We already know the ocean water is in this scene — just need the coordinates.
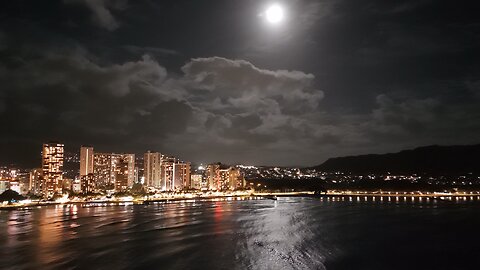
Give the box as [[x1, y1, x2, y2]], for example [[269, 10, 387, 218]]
[[1, 197, 479, 270]]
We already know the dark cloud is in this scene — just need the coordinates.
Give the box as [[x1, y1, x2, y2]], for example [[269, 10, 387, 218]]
[[122, 45, 180, 57], [372, 94, 441, 133], [0, 0, 479, 166], [182, 57, 323, 112], [0, 46, 327, 165], [0, 48, 188, 156], [0, 31, 7, 51], [465, 80, 480, 99], [64, 0, 128, 31]]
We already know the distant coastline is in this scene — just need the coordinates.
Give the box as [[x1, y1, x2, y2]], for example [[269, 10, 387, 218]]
[[3, 190, 480, 210]]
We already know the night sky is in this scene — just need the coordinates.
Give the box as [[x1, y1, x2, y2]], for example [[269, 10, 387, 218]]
[[0, 0, 479, 167]]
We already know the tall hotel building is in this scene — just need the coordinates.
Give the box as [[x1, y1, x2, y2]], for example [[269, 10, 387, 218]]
[[80, 146, 94, 176], [119, 154, 135, 188], [94, 153, 135, 191], [144, 151, 162, 188], [93, 153, 114, 187], [29, 168, 42, 195], [173, 161, 191, 190], [157, 157, 190, 191], [206, 164, 244, 190], [207, 163, 221, 190], [190, 174, 203, 190], [219, 167, 243, 190], [160, 156, 175, 190], [42, 142, 64, 197], [114, 155, 130, 191], [80, 146, 95, 193]]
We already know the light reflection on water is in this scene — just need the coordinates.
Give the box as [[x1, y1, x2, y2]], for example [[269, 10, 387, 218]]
[[0, 197, 479, 270], [234, 198, 326, 269]]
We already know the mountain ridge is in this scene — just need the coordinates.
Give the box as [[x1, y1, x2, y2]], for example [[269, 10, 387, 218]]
[[315, 144, 480, 174]]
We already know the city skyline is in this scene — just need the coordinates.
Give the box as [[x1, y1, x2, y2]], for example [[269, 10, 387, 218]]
[[7, 142, 246, 198], [1, 2, 479, 269], [3, 140, 477, 198]]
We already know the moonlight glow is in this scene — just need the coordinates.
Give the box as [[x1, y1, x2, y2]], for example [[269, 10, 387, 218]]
[[265, 4, 284, 24]]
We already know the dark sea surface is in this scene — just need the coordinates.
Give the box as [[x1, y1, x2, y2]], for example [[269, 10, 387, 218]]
[[1, 197, 480, 270]]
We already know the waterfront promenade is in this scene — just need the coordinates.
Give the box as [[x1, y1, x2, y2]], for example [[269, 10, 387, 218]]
[[2, 190, 480, 210]]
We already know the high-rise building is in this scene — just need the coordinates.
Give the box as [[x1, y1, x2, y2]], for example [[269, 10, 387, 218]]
[[160, 156, 175, 191], [190, 174, 203, 190], [134, 167, 140, 184], [206, 164, 244, 190], [173, 162, 191, 190], [17, 171, 31, 195], [72, 177, 82, 193], [219, 169, 230, 190], [135, 155, 144, 184], [81, 174, 95, 194], [94, 153, 114, 188], [206, 163, 221, 190], [93, 153, 135, 191], [114, 157, 129, 191], [29, 168, 42, 195], [144, 152, 162, 188], [117, 154, 135, 188], [1, 167, 15, 194], [227, 167, 244, 190], [80, 146, 94, 177], [42, 142, 64, 197]]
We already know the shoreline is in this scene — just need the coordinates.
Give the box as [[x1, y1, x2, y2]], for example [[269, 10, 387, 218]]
[[2, 190, 480, 210]]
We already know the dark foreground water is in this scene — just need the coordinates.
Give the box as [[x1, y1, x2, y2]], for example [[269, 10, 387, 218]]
[[1, 197, 480, 270]]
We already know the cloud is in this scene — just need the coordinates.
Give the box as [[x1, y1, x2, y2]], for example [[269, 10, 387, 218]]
[[182, 57, 323, 112], [123, 45, 180, 57], [0, 31, 7, 51], [465, 80, 480, 99], [10, 52, 168, 98], [0, 48, 190, 153], [373, 94, 441, 133], [1, 47, 479, 166], [0, 99, 4, 114], [358, 93, 480, 152], [0, 49, 329, 164], [176, 57, 326, 163], [64, 0, 127, 31], [1, 0, 480, 167]]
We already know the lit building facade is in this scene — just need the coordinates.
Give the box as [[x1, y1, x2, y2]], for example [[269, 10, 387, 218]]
[[144, 151, 162, 188], [206, 164, 244, 190], [94, 153, 114, 188], [206, 163, 221, 190], [134, 167, 140, 184], [1, 168, 13, 194], [80, 146, 94, 177], [114, 158, 129, 191], [93, 153, 135, 191], [42, 142, 64, 197], [173, 162, 191, 190], [29, 168, 42, 195], [190, 174, 203, 190], [72, 178, 81, 193], [0, 180, 7, 194], [81, 174, 95, 194], [160, 156, 175, 191], [18, 171, 31, 195], [227, 167, 244, 189], [117, 154, 135, 188]]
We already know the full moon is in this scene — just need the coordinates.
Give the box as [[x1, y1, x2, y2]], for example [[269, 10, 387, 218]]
[[265, 4, 284, 24]]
